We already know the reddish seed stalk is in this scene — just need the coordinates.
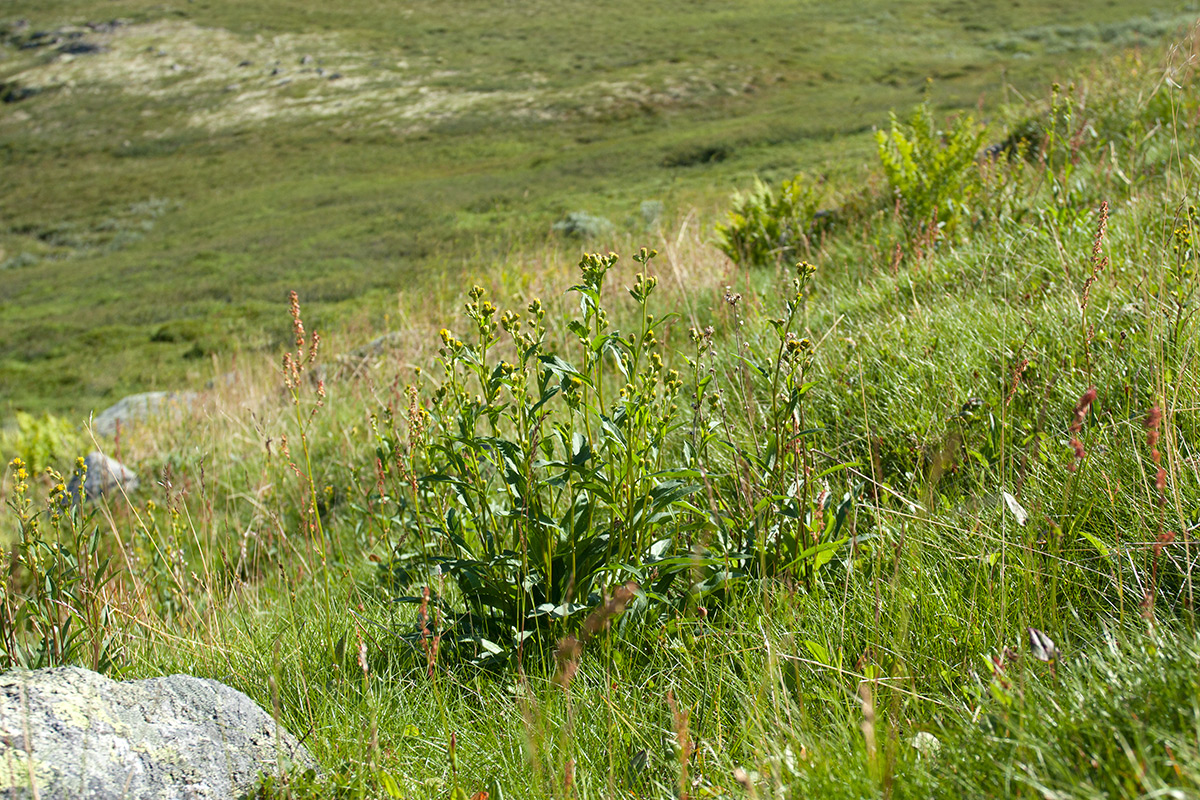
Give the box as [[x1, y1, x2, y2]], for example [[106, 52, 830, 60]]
[[1066, 386, 1097, 471]]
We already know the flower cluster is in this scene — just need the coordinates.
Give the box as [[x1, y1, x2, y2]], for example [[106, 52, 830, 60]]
[[282, 290, 320, 392], [1145, 404, 1165, 503]]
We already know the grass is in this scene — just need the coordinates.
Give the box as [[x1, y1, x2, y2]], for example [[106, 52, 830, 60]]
[[2, 0, 1199, 417], [3, 5, 1200, 800]]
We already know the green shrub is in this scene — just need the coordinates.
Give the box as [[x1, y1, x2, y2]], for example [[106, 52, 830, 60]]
[[372, 252, 849, 669], [0, 458, 121, 671], [714, 174, 826, 267], [0, 411, 83, 474], [875, 101, 986, 241]]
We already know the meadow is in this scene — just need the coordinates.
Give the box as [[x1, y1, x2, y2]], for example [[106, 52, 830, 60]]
[[2, 0, 1198, 415], [3, 2, 1200, 799]]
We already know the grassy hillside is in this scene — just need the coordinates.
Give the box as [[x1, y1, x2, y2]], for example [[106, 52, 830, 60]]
[[3, 9, 1200, 796], [2, 1, 1198, 418]]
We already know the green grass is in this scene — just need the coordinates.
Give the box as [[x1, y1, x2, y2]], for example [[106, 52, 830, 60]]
[[3, 5, 1200, 800], [2, 0, 1198, 418]]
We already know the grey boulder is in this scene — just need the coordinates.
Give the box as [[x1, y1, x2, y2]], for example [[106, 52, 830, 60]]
[[66, 452, 138, 502], [92, 391, 197, 437], [0, 666, 318, 799]]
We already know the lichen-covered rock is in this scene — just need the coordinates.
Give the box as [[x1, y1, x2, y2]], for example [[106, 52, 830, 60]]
[[92, 391, 198, 437], [0, 666, 318, 799], [65, 451, 138, 502]]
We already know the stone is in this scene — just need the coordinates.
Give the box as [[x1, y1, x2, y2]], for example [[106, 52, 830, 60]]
[[84, 20, 128, 34], [0, 82, 40, 104], [92, 391, 197, 437], [0, 666, 318, 799], [57, 41, 106, 55], [66, 452, 138, 502]]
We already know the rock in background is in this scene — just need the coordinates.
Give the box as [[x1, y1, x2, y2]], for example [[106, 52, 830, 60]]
[[92, 391, 198, 437], [0, 666, 318, 799], [66, 451, 138, 501]]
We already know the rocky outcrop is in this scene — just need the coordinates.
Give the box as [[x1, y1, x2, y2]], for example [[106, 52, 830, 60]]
[[65, 451, 138, 502], [92, 391, 197, 437], [0, 666, 318, 799]]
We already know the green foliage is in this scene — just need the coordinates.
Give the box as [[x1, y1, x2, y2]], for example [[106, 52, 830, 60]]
[[372, 251, 847, 668], [0, 411, 83, 474], [875, 100, 986, 241], [714, 175, 827, 267], [0, 458, 121, 671]]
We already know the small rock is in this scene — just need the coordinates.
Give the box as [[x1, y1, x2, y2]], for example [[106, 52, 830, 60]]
[[328, 72, 342, 81], [57, 41, 105, 55], [92, 390, 197, 437], [85, 20, 127, 34], [238, 59, 252, 67], [19, 33, 56, 50], [300, 54, 314, 65], [0, 666, 318, 799], [66, 452, 138, 501], [0, 81, 40, 104]]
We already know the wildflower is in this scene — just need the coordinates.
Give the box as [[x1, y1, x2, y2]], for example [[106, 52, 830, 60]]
[[289, 290, 304, 349], [1146, 404, 1165, 501], [1080, 201, 1109, 314], [1069, 387, 1097, 433], [1145, 405, 1162, 458], [1066, 386, 1096, 471], [633, 246, 658, 264]]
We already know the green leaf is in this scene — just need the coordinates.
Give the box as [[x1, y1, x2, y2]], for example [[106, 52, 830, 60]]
[[804, 640, 830, 665], [378, 771, 403, 798], [1077, 529, 1110, 558], [540, 354, 592, 386], [477, 637, 505, 655], [782, 537, 848, 573]]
